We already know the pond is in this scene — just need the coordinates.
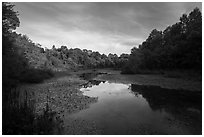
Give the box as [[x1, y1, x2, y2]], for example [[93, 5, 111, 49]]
[[68, 80, 202, 135]]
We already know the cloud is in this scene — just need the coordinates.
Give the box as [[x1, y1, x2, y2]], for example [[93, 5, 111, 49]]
[[13, 2, 202, 55]]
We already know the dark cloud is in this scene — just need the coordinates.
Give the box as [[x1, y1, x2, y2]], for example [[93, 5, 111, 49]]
[[13, 2, 202, 55]]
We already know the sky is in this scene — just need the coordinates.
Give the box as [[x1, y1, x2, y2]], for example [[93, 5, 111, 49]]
[[13, 2, 202, 55]]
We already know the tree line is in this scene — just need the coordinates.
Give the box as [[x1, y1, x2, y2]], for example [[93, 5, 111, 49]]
[[8, 31, 129, 71], [3, 2, 130, 85], [122, 7, 202, 74], [3, 3, 202, 85]]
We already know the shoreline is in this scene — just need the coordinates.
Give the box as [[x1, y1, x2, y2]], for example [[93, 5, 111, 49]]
[[19, 72, 100, 134], [17, 68, 201, 134], [92, 69, 202, 91]]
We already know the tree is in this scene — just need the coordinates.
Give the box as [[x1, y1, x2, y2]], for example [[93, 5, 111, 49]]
[[2, 2, 20, 35], [122, 7, 202, 74]]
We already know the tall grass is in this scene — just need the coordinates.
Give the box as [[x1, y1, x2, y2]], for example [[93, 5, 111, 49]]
[[2, 87, 63, 135]]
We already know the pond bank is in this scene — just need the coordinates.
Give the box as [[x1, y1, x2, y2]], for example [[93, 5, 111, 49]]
[[93, 69, 202, 91], [20, 71, 101, 134]]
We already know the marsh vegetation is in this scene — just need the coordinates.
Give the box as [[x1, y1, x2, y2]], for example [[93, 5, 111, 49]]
[[2, 2, 201, 135]]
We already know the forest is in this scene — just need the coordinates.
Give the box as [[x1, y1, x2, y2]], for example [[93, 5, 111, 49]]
[[122, 7, 202, 74], [2, 2, 202, 135]]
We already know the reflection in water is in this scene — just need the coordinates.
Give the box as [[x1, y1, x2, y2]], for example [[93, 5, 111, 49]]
[[67, 81, 201, 135], [131, 84, 202, 134], [131, 84, 202, 111], [82, 80, 106, 88]]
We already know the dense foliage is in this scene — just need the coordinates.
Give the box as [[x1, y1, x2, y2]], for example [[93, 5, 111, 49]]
[[8, 32, 129, 72], [2, 2, 129, 86], [2, 3, 56, 134], [122, 8, 202, 74], [44, 46, 129, 70]]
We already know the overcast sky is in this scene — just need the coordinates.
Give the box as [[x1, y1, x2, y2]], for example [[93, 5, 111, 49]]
[[13, 2, 201, 55]]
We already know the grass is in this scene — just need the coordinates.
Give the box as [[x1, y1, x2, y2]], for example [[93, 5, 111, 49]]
[[121, 67, 201, 81], [95, 69, 202, 91], [2, 87, 63, 135]]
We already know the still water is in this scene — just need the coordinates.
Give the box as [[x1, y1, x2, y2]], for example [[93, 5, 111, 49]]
[[68, 80, 201, 135]]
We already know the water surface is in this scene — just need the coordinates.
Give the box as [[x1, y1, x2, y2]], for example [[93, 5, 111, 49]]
[[68, 80, 201, 135]]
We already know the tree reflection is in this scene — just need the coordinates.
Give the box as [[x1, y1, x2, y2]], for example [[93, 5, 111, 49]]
[[82, 80, 105, 88], [130, 84, 202, 134]]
